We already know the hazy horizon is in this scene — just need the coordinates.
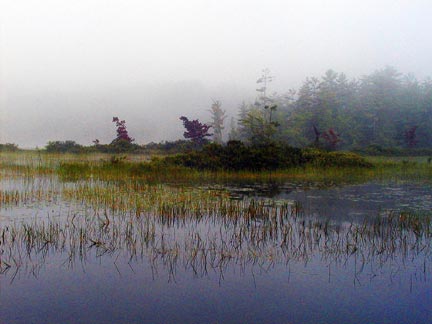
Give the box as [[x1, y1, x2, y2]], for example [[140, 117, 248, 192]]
[[1, 0, 432, 148]]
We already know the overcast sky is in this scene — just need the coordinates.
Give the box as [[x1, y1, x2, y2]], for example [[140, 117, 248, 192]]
[[1, 0, 432, 147]]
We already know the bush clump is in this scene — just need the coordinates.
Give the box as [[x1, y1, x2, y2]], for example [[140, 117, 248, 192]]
[[45, 141, 84, 153], [0, 143, 19, 152], [164, 142, 372, 171], [166, 141, 305, 171], [304, 149, 373, 168], [143, 140, 199, 154]]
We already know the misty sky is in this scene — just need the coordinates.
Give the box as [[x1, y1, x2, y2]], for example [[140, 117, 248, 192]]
[[1, 0, 432, 147]]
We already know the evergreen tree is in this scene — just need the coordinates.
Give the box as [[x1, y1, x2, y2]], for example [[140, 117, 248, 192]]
[[208, 100, 226, 144]]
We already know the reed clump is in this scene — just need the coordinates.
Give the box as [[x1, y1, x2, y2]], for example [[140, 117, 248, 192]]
[[1, 195, 430, 281]]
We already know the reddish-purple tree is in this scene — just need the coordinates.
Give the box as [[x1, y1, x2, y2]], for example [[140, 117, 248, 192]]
[[180, 116, 212, 145], [405, 126, 418, 148], [321, 128, 342, 150], [112, 117, 134, 143]]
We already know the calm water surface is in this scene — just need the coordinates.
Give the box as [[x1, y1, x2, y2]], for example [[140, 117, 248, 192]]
[[1, 178, 431, 324]]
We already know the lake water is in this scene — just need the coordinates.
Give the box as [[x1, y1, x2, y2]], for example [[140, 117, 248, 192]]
[[1, 177, 431, 324]]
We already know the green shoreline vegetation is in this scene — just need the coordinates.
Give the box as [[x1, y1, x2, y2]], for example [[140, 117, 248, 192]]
[[1, 147, 432, 184], [1, 149, 431, 278]]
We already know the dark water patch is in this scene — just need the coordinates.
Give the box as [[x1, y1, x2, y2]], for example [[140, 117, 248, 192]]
[[220, 181, 432, 219]]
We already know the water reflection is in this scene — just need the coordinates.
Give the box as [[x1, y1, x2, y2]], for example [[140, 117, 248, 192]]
[[1, 200, 430, 284], [1, 178, 432, 323], [222, 181, 432, 217]]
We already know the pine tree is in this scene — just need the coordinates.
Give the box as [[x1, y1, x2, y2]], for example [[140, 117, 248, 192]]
[[208, 100, 226, 144]]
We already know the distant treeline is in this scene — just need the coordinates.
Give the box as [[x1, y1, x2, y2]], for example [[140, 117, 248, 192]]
[[43, 139, 198, 154], [3, 66, 432, 155], [39, 140, 432, 157], [229, 66, 432, 151], [0, 143, 19, 152]]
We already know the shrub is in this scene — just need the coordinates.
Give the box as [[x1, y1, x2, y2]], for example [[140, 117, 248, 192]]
[[166, 141, 306, 171], [0, 143, 19, 152], [143, 140, 197, 154], [45, 141, 84, 153], [304, 149, 373, 168], [107, 139, 140, 153]]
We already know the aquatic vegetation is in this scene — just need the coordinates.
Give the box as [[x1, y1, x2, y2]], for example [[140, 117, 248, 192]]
[[2, 151, 432, 185], [1, 201, 431, 281], [1, 151, 432, 282]]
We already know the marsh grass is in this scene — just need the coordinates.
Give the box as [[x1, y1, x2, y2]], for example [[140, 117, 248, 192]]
[[1, 151, 432, 281], [2, 151, 432, 185], [1, 197, 430, 281]]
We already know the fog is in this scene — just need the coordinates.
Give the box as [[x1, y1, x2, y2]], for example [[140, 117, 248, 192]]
[[1, 0, 432, 148]]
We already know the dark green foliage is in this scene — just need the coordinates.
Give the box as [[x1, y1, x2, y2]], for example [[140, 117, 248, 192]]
[[143, 140, 198, 154], [233, 67, 432, 151], [164, 141, 371, 171], [356, 145, 432, 157], [90, 141, 141, 154], [45, 139, 140, 154], [0, 143, 19, 152], [167, 141, 304, 171], [106, 139, 140, 153], [45, 139, 197, 155], [303, 149, 373, 168], [45, 141, 84, 153]]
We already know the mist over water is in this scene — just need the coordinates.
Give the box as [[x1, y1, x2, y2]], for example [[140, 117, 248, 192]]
[[1, 81, 251, 147]]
